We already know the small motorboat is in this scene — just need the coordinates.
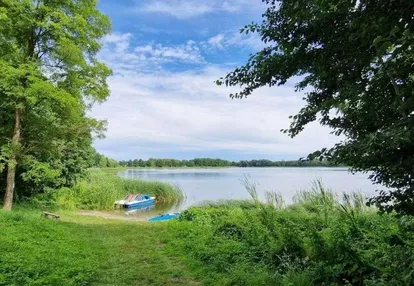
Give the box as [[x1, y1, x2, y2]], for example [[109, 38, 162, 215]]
[[148, 213, 180, 222], [114, 194, 156, 209]]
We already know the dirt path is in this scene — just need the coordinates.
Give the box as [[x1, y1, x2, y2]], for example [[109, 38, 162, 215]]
[[77, 210, 148, 221]]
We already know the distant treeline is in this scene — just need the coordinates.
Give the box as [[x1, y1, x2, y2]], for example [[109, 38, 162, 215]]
[[118, 158, 339, 168]]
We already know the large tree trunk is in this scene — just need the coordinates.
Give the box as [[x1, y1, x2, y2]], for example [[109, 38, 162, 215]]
[[3, 108, 22, 211]]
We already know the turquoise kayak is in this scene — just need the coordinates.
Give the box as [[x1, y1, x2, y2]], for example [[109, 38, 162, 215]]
[[148, 213, 180, 222]]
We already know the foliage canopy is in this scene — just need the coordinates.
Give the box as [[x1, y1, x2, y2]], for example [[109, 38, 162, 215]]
[[219, 0, 414, 214], [0, 0, 111, 209]]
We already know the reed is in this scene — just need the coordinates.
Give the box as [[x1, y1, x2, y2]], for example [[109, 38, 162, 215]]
[[173, 180, 409, 286], [44, 170, 183, 210], [264, 190, 285, 209], [292, 178, 337, 224], [239, 174, 259, 204]]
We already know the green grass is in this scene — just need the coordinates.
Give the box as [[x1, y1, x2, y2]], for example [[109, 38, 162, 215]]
[[0, 208, 198, 286], [4, 179, 414, 285], [32, 170, 183, 210], [163, 181, 414, 285]]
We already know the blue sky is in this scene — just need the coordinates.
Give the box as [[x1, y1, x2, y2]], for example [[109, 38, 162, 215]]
[[92, 0, 339, 161]]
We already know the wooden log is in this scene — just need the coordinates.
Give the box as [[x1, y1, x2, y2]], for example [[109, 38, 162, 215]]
[[42, 211, 60, 220]]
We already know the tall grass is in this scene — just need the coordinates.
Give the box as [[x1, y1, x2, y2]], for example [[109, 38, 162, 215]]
[[239, 174, 259, 203], [196, 199, 257, 210], [239, 176, 368, 225], [171, 179, 414, 285], [264, 190, 285, 209], [33, 170, 184, 210], [293, 178, 337, 224]]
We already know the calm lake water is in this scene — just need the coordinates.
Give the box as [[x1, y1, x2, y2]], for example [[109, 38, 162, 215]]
[[118, 167, 378, 213]]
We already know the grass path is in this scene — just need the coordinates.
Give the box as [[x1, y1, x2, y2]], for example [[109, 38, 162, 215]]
[[77, 210, 147, 221], [0, 209, 199, 286]]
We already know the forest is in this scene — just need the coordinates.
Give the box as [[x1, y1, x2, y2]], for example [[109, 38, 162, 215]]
[[118, 158, 338, 168]]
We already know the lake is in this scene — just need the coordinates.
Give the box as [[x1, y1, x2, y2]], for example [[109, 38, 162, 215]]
[[118, 167, 378, 212]]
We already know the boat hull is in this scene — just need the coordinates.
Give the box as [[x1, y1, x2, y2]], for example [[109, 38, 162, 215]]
[[148, 213, 180, 222], [122, 198, 156, 209]]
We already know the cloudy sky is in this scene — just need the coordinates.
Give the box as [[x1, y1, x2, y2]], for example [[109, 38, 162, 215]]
[[92, 0, 340, 161]]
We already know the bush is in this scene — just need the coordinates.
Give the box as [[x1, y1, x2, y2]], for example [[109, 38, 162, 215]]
[[167, 184, 414, 285]]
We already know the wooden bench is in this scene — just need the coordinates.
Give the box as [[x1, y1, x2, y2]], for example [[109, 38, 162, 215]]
[[42, 211, 60, 220]]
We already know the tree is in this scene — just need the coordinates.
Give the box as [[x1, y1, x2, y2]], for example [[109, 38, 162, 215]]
[[218, 0, 414, 214], [98, 156, 108, 168], [106, 158, 118, 168], [0, 0, 111, 210]]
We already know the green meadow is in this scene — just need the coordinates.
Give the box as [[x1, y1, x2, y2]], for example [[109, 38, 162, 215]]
[[0, 209, 198, 286], [2, 179, 413, 285]]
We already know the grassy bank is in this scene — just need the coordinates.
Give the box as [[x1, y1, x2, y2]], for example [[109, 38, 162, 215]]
[[32, 169, 183, 210], [163, 185, 414, 285], [0, 209, 197, 285], [3, 180, 414, 285]]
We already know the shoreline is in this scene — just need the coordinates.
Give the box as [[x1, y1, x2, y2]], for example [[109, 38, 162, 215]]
[[99, 166, 348, 172]]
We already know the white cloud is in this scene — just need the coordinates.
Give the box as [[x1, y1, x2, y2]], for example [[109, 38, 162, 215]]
[[206, 30, 264, 51], [134, 41, 204, 64], [221, 1, 240, 12], [93, 34, 341, 159], [226, 31, 264, 50], [140, 1, 213, 19], [208, 34, 225, 49], [138, 0, 263, 19], [99, 33, 204, 74], [102, 33, 132, 53]]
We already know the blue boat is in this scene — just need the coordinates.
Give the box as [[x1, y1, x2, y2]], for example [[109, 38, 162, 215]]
[[148, 213, 180, 222], [114, 194, 156, 209]]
